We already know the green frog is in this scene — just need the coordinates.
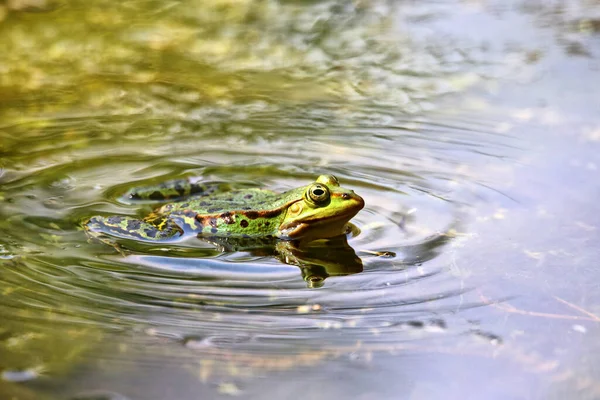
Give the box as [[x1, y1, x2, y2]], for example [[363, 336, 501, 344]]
[[85, 174, 365, 246]]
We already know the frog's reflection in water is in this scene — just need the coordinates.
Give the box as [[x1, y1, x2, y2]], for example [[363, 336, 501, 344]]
[[276, 236, 364, 288], [193, 233, 363, 288], [116, 221, 455, 289], [204, 223, 454, 288]]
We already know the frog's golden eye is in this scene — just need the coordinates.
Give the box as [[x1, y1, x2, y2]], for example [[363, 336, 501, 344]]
[[306, 183, 330, 205]]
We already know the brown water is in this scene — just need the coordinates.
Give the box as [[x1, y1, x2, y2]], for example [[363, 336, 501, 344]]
[[1, 1, 600, 399]]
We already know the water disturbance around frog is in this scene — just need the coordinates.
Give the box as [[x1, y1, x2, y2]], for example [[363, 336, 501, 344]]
[[1, 0, 600, 399]]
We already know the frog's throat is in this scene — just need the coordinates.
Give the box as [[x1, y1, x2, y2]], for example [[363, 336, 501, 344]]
[[277, 211, 356, 240]]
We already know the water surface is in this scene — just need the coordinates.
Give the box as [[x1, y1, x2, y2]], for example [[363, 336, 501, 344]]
[[1, 0, 600, 399]]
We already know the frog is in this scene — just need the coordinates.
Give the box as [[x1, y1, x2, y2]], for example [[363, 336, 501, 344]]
[[85, 174, 365, 246]]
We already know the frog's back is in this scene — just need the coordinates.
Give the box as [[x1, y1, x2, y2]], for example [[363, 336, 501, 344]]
[[162, 188, 289, 215], [159, 187, 302, 238]]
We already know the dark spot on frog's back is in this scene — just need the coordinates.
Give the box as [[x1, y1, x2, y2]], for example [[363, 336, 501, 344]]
[[126, 220, 142, 230], [107, 216, 124, 224], [240, 219, 249, 228], [244, 194, 253, 199], [182, 209, 196, 220], [207, 207, 222, 213], [144, 229, 157, 238], [149, 191, 165, 201], [220, 212, 235, 224], [190, 184, 206, 195], [245, 211, 259, 220], [263, 209, 281, 218], [211, 227, 218, 234], [175, 184, 185, 197]]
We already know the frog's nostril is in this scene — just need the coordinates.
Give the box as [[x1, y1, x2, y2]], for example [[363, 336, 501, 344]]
[[342, 193, 351, 200]]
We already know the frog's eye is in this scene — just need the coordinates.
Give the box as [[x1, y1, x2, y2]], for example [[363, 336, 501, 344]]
[[306, 183, 330, 205]]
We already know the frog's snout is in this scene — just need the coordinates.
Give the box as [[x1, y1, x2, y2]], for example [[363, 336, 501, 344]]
[[342, 190, 365, 211]]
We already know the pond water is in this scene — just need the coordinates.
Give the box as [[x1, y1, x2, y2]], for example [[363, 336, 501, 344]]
[[1, 0, 600, 399]]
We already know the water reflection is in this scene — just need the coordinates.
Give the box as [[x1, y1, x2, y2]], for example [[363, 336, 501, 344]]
[[121, 234, 364, 289]]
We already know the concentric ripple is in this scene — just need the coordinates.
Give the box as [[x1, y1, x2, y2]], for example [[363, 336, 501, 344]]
[[0, 100, 515, 385], [0, 0, 533, 396]]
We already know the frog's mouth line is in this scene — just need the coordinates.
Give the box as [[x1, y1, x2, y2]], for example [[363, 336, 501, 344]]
[[301, 208, 361, 225]]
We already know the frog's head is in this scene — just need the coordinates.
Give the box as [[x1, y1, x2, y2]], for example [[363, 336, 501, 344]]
[[278, 175, 364, 242]]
